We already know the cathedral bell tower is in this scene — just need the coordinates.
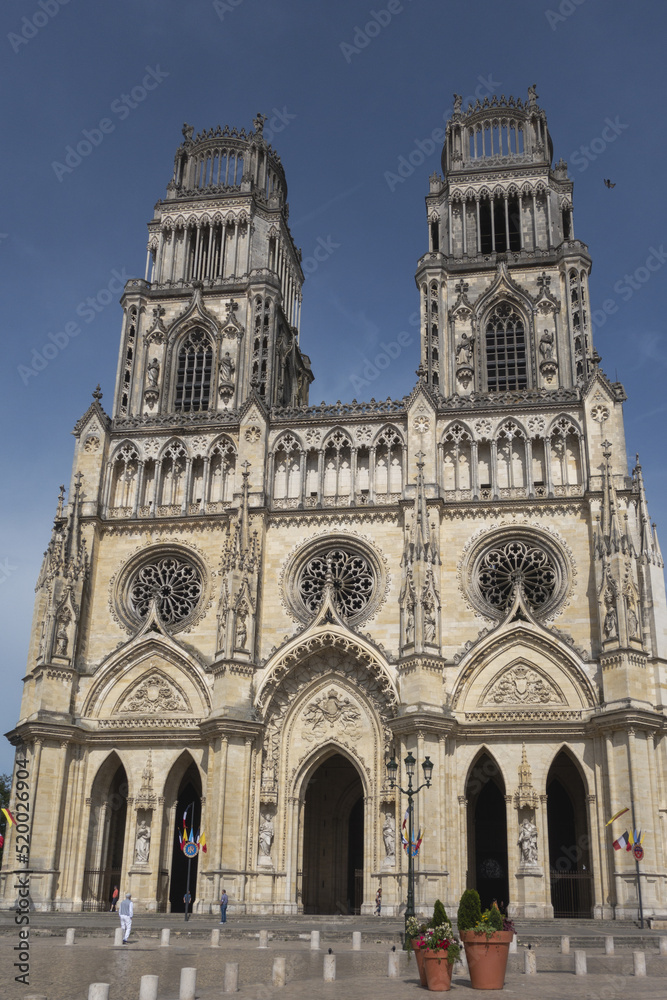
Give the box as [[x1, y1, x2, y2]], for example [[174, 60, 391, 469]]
[[114, 115, 313, 422], [416, 86, 593, 399]]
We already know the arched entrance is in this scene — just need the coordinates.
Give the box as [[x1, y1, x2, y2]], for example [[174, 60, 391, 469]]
[[168, 762, 202, 913], [466, 753, 509, 910], [82, 755, 128, 911], [547, 751, 592, 917], [301, 753, 364, 914]]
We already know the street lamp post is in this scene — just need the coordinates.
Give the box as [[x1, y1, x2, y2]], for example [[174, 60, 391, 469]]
[[386, 751, 433, 937]]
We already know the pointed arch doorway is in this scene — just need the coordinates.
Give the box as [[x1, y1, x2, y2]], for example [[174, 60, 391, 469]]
[[167, 762, 202, 913], [301, 753, 364, 914], [82, 755, 128, 911], [466, 752, 509, 910], [547, 751, 592, 917]]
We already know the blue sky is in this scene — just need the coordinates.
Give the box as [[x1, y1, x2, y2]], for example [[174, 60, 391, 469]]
[[1, 0, 666, 772]]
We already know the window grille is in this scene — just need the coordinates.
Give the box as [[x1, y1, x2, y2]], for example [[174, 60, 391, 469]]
[[175, 328, 213, 411]]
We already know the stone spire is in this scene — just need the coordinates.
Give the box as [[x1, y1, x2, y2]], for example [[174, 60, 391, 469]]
[[633, 456, 664, 567]]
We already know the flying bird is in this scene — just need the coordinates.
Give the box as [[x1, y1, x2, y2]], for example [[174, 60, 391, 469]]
[[604, 179, 616, 188]]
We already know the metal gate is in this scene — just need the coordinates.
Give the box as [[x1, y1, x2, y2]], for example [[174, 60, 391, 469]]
[[550, 871, 593, 918], [82, 867, 121, 912]]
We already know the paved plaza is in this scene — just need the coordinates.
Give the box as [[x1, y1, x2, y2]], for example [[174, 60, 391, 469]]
[[1, 916, 666, 1000]]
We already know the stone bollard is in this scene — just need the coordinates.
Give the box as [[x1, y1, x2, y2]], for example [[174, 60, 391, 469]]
[[524, 949, 536, 975], [560, 935, 570, 955], [633, 951, 646, 977], [65, 928, 76, 946], [605, 935, 614, 956], [352, 931, 362, 951], [272, 957, 286, 987], [311, 929, 320, 950], [224, 962, 239, 993], [211, 928, 220, 947], [509, 935, 518, 954], [259, 929, 269, 949], [574, 950, 587, 975], [113, 927, 123, 947], [88, 987, 109, 1000], [179, 967, 197, 1000], [324, 953, 336, 982], [388, 949, 400, 978], [660, 937, 667, 956], [139, 976, 159, 1000], [160, 928, 170, 947]]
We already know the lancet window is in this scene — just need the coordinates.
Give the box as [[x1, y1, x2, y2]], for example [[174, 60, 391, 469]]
[[110, 445, 139, 509], [158, 443, 187, 508], [175, 328, 213, 412], [273, 435, 301, 500], [119, 307, 137, 416], [485, 303, 527, 391], [549, 418, 582, 488], [375, 429, 403, 496], [442, 424, 472, 492], [208, 440, 237, 504]]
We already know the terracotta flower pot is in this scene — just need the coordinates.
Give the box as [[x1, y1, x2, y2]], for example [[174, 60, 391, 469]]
[[423, 948, 454, 991], [411, 940, 428, 986], [460, 929, 513, 990]]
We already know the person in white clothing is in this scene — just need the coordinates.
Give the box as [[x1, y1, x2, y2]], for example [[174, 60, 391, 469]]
[[119, 892, 133, 943]]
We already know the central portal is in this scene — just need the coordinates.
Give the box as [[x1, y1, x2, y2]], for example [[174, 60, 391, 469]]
[[302, 753, 364, 914]]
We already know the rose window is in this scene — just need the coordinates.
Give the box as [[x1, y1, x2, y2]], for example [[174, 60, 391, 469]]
[[128, 556, 203, 626], [465, 531, 569, 621], [299, 548, 375, 620]]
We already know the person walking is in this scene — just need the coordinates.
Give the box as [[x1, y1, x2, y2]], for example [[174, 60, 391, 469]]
[[220, 887, 228, 924], [119, 893, 133, 943], [110, 885, 119, 912], [375, 887, 382, 915], [183, 890, 192, 921]]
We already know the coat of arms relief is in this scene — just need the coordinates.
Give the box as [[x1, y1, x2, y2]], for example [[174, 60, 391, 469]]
[[300, 687, 362, 742]]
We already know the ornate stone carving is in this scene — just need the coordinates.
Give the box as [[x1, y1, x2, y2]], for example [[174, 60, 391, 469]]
[[117, 670, 191, 714], [301, 686, 362, 742], [128, 555, 203, 626], [257, 806, 275, 866], [482, 664, 564, 706], [518, 818, 538, 866], [244, 426, 261, 443]]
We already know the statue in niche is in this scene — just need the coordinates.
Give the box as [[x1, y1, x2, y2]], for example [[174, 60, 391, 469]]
[[383, 812, 396, 860], [539, 329, 554, 360], [146, 358, 160, 387], [456, 337, 472, 366], [424, 601, 437, 643], [220, 352, 235, 384], [236, 606, 248, 649], [405, 607, 415, 644], [604, 605, 618, 639], [258, 810, 274, 860], [135, 819, 151, 863], [627, 604, 639, 639], [518, 818, 538, 866], [55, 613, 70, 656]]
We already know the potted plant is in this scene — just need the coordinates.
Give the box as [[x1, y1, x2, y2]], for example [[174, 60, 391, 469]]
[[405, 915, 429, 986], [456, 891, 512, 990], [420, 920, 461, 992]]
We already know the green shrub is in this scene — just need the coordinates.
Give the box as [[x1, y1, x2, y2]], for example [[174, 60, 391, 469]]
[[456, 889, 482, 932], [486, 903, 503, 932], [430, 898, 449, 928]]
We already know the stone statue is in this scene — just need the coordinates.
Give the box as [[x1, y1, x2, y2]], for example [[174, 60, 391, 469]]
[[627, 606, 639, 639], [528, 84, 538, 106], [146, 357, 160, 387], [236, 606, 248, 649], [424, 602, 437, 643], [182, 123, 194, 142], [383, 812, 396, 859], [456, 337, 472, 366], [135, 819, 151, 863], [220, 351, 235, 384], [258, 810, 274, 859], [405, 607, 415, 644], [453, 93, 462, 115], [539, 329, 554, 360], [55, 619, 69, 656], [518, 818, 538, 865], [604, 606, 618, 639]]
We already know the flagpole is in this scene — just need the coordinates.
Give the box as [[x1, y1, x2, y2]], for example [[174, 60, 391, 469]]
[[626, 735, 644, 929], [184, 800, 195, 922]]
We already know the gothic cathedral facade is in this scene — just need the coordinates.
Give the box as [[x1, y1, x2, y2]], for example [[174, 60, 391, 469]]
[[3, 92, 666, 919]]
